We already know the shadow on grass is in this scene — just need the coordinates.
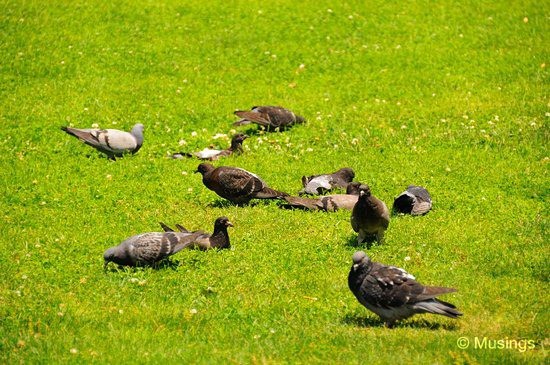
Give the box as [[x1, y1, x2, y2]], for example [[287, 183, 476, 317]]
[[345, 234, 377, 250], [342, 313, 459, 331], [104, 259, 182, 273], [208, 198, 280, 208], [233, 125, 299, 136]]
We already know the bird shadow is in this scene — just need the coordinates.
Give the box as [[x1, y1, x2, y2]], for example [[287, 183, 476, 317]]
[[207, 199, 277, 208], [104, 259, 182, 273], [342, 313, 458, 331], [345, 234, 377, 250]]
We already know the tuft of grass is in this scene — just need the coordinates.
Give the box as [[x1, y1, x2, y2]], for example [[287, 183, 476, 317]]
[[0, 0, 548, 363]]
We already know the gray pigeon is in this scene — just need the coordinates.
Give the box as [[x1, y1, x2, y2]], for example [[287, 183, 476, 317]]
[[281, 181, 363, 211], [351, 185, 390, 244], [348, 251, 462, 328], [159, 216, 233, 250], [233, 106, 305, 131], [300, 168, 355, 195], [103, 229, 203, 268], [393, 185, 432, 215], [196, 163, 288, 205], [171, 133, 248, 161], [61, 123, 144, 159]]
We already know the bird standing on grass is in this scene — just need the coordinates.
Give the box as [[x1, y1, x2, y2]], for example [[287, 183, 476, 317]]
[[61, 123, 144, 159], [393, 185, 432, 215], [233, 106, 305, 130], [171, 133, 248, 161], [282, 181, 363, 211], [348, 251, 462, 328], [300, 167, 356, 195], [159, 216, 233, 250], [351, 185, 390, 244], [196, 163, 288, 205], [103, 229, 203, 268]]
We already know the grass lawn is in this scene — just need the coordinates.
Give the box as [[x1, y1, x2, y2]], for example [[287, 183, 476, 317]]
[[0, 0, 548, 363]]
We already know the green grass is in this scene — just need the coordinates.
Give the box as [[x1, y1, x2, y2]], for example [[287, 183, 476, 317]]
[[1, 0, 548, 363]]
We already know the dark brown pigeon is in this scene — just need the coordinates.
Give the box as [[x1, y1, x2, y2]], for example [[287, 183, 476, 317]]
[[348, 251, 462, 328], [61, 123, 144, 159], [300, 168, 355, 195], [351, 184, 390, 244], [103, 229, 203, 268], [196, 163, 288, 205], [233, 106, 305, 130], [159, 217, 233, 250], [281, 181, 363, 211], [393, 185, 432, 215], [171, 133, 248, 161]]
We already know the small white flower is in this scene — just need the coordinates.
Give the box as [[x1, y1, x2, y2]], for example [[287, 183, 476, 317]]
[[70, 348, 78, 354], [191, 131, 198, 137], [178, 139, 187, 146], [190, 308, 198, 314]]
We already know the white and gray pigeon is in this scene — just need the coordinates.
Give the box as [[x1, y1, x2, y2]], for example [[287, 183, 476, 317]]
[[393, 185, 432, 215], [351, 184, 390, 244], [300, 167, 355, 195], [171, 133, 248, 161], [103, 229, 203, 268], [348, 251, 462, 328], [281, 181, 363, 212], [61, 123, 144, 159]]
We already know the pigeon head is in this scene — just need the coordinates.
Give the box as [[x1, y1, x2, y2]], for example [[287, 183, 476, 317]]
[[337, 167, 355, 180], [231, 133, 248, 150], [103, 246, 124, 268], [232, 133, 248, 143], [346, 182, 363, 195], [358, 184, 372, 197], [196, 163, 215, 175], [351, 251, 370, 270], [131, 123, 145, 150], [132, 123, 144, 134], [214, 216, 234, 229]]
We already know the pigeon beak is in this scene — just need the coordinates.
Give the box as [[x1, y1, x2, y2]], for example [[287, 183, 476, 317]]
[[352, 264, 360, 271], [226, 221, 234, 227]]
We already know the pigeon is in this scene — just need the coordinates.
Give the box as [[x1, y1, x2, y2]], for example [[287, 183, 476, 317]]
[[103, 229, 204, 268], [351, 184, 390, 244], [61, 123, 144, 159], [393, 185, 432, 215], [196, 163, 288, 205], [159, 216, 233, 250], [171, 133, 248, 161], [348, 251, 462, 328], [300, 168, 355, 195], [233, 106, 305, 130], [281, 181, 363, 211]]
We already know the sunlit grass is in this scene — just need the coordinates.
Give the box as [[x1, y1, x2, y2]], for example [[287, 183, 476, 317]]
[[0, 0, 547, 363]]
